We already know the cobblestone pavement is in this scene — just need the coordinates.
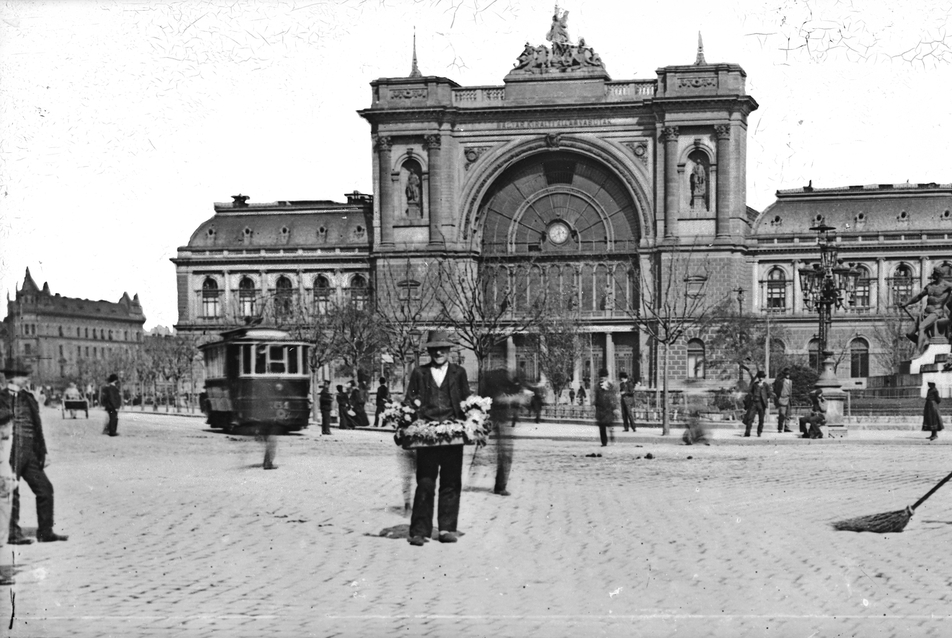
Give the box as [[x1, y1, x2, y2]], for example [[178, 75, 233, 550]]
[[2, 408, 952, 637]]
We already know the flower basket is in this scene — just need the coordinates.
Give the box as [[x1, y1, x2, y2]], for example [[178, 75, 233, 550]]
[[387, 396, 493, 450]]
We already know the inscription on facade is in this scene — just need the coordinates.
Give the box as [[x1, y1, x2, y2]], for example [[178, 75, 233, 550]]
[[497, 118, 612, 130]]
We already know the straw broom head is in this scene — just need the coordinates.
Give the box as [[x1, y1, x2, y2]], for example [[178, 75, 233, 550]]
[[832, 506, 913, 533]]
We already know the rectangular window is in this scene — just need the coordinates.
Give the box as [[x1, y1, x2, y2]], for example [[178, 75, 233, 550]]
[[203, 293, 220, 318], [268, 346, 286, 373], [255, 345, 267, 374], [287, 345, 299, 374]]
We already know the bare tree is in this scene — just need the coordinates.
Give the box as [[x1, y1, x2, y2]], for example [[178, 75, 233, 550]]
[[871, 306, 916, 373], [433, 256, 547, 382], [524, 289, 585, 404], [374, 258, 442, 391], [623, 250, 729, 435], [328, 298, 383, 384], [707, 307, 794, 385]]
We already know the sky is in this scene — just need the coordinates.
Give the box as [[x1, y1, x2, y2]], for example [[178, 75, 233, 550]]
[[2, 0, 951, 330]]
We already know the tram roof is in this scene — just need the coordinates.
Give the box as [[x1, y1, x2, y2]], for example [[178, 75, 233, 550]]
[[203, 326, 301, 346]]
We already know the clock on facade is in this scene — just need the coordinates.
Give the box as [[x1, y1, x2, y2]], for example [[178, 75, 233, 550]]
[[547, 221, 571, 245]]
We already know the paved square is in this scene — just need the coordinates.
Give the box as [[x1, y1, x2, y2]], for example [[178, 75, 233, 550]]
[[2, 408, 952, 637]]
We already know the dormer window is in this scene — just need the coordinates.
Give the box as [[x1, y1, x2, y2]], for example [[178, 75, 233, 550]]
[[898, 210, 909, 221], [207, 228, 216, 239]]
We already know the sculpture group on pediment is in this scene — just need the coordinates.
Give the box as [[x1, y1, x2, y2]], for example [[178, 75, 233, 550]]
[[511, 7, 604, 75]]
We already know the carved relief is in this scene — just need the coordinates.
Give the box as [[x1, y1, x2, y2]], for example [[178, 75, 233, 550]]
[[544, 132, 562, 148], [390, 88, 427, 100], [661, 126, 679, 142], [509, 9, 605, 76], [464, 146, 492, 171], [677, 77, 717, 89], [424, 134, 442, 149], [715, 125, 731, 139], [622, 141, 649, 166], [374, 136, 393, 152]]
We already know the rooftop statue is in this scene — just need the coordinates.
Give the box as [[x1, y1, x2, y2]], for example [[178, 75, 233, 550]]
[[511, 6, 605, 76]]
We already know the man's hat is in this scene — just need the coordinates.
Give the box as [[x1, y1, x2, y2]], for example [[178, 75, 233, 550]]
[[755, 370, 766, 378], [424, 330, 455, 349], [108, 373, 119, 383], [1, 357, 32, 377]]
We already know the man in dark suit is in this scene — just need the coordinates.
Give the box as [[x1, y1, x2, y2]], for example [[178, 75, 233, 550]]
[[319, 381, 333, 435], [1, 359, 68, 544], [374, 377, 389, 427], [101, 373, 122, 436], [403, 330, 472, 547], [743, 370, 774, 438]]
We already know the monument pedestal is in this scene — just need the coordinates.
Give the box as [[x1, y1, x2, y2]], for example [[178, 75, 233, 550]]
[[815, 349, 847, 438], [905, 338, 951, 398]]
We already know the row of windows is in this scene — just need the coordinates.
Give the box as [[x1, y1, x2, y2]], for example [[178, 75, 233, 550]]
[[686, 337, 871, 379], [21, 323, 142, 342], [763, 264, 921, 311], [200, 275, 368, 318]]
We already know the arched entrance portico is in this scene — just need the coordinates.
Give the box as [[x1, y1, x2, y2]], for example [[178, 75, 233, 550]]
[[473, 148, 646, 388]]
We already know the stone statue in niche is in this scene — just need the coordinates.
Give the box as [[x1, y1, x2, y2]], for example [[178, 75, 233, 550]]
[[404, 161, 423, 218], [689, 159, 708, 209]]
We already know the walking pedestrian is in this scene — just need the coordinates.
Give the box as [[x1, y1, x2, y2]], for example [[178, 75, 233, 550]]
[[923, 381, 943, 441], [569, 387, 576, 405], [619, 371, 635, 432], [101, 373, 122, 436], [349, 380, 370, 427], [481, 369, 525, 497], [374, 377, 389, 427], [577, 385, 587, 406], [404, 330, 472, 547], [1, 358, 68, 544], [742, 370, 774, 437], [594, 368, 616, 447], [529, 387, 543, 424], [772, 368, 794, 433], [319, 380, 333, 435], [336, 385, 353, 429]]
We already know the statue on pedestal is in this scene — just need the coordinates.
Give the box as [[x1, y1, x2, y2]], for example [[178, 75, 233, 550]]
[[901, 266, 952, 353]]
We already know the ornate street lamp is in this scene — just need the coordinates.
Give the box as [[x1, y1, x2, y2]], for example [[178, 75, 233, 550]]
[[797, 224, 861, 434]]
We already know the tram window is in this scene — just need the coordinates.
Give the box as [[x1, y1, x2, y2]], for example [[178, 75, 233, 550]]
[[242, 345, 252, 375], [255, 345, 267, 374], [269, 346, 286, 373], [287, 345, 299, 374]]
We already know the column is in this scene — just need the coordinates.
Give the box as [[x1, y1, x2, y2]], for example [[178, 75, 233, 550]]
[[425, 134, 443, 246], [606, 332, 615, 381], [222, 269, 231, 320], [876, 257, 885, 312], [715, 124, 731, 238], [921, 256, 929, 288], [506, 336, 516, 371], [375, 136, 394, 247], [792, 259, 802, 314], [662, 127, 679, 239]]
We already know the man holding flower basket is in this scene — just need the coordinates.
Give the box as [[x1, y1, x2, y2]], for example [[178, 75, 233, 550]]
[[385, 330, 490, 547]]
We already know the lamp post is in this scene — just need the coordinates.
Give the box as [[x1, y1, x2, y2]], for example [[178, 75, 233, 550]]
[[797, 224, 861, 435]]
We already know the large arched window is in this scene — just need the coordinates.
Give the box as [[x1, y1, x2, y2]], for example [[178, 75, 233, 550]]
[[314, 275, 331, 315], [349, 274, 368, 311], [889, 264, 915, 306], [850, 337, 870, 378], [238, 277, 256, 318], [275, 276, 294, 320], [686, 339, 705, 379], [202, 278, 220, 318], [765, 268, 787, 312]]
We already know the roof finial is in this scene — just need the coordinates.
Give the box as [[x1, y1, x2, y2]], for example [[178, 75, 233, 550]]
[[409, 27, 422, 78], [694, 31, 706, 65]]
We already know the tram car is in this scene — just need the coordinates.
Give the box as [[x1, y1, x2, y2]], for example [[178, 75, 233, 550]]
[[200, 326, 311, 433]]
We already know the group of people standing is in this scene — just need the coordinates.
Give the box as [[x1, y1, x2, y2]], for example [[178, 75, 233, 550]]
[[315, 377, 391, 435]]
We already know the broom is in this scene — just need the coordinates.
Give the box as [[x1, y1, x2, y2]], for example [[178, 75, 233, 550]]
[[832, 469, 952, 533]]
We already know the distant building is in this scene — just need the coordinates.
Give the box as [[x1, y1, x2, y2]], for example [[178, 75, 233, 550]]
[[171, 193, 374, 336], [2, 268, 147, 387]]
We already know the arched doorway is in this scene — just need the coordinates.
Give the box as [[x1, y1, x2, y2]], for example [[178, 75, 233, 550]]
[[476, 150, 643, 385]]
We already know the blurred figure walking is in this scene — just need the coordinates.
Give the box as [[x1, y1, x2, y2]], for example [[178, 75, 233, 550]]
[[593, 369, 616, 447], [481, 369, 528, 497]]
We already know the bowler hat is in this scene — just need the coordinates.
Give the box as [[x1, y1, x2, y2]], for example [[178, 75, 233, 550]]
[[0, 357, 32, 377], [424, 330, 455, 349], [108, 373, 119, 383]]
